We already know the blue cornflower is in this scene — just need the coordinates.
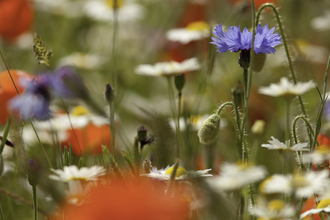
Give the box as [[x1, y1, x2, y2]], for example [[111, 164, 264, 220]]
[[9, 75, 53, 120], [9, 66, 83, 120], [211, 23, 282, 54]]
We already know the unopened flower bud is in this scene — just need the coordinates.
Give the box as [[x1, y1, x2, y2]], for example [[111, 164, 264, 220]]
[[253, 53, 266, 72], [137, 126, 147, 141], [231, 83, 244, 109], [27, 159, 39, 187], [197, 114, 221, 144], [104, 83, 116, 104], [174, 73, 185, 92]]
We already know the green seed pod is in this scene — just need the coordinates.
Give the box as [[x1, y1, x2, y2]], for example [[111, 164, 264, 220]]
[[174, 73, 185, 92], [197, 114, 221, 144], [253, 53, 267, 72]]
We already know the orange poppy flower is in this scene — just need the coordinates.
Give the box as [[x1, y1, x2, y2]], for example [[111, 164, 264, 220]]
[[229, 0, 278, 9], [59, 106, 116, 156], [0, 69, 32, 125], [52, 177, 190, 220], [0, 0, 34, 40], [300, 196, 326, 220], [63, 123, 113, 156]]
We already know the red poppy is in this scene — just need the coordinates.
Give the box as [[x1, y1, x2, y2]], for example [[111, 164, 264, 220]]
[[62, 122, 114, 156], [52, 177, 190, 220], [300, 196, 325, 220], [0, 0, 34, 40], [229, 0, 278, 9], [0, 69, 32, 125]]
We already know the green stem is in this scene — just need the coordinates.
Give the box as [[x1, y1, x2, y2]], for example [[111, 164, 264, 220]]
[[112, 1, 119, 89], [109, 102, 116, 160], [285, 99, 291, 144], [256, 3, 307, 117], [0, 117, 11, 155], [176, 92, 182, 158], [311, 53, 330, 152], [60, 99, 84, 157], [32, 185, 37, 220]]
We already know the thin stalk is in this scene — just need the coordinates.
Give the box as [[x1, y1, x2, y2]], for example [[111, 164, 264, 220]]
[[285, 99, 291, 144], [256, 4, 307, 116], [176, 92, 182, 158], [112, 1, 119, 89], [0, 117, 11, 155], [311, 53, 330, 152], [109, 102, 116, 160], [60, 99, 84, 157], [0, 201, 4, 220], [32, 186, 37, 220]]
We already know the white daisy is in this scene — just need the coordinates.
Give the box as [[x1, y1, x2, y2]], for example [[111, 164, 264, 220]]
[[251, 199, 295, 220], [261, 136, 309, 151], [49, 165, 106, 182], [58, 52, 106, 70], [300, 194, 330, 219], [84, 0, 144, 22], [166, 21, 210, 44], [258, 77, 314, 97], [206, 162, 267, 191], [259, 174, 293, 195], [135, 57, 200, 77], [259, 171, 330, 198], [304, 145, 330, 164], [311, 11, 330, 31], [141, 165, 212, 181], [65, 180, 93, 206], [33, 0, 84, 18]]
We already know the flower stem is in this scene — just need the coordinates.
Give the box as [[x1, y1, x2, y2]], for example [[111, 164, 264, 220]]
[[32, 185, 37, 220], [176, 91, 182, 158], [256, 3, 307, 117], [109, 102, 116, 160], [285, 99, 291, 145], [112, 1, 119, 89]]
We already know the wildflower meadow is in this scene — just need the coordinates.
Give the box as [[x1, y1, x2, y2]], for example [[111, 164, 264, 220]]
[[1, 0, 330, 219]]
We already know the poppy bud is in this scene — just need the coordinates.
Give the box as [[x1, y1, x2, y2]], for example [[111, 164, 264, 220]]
[[197, 114, 221, 144]]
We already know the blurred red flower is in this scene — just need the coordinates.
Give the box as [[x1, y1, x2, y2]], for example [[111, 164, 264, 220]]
[[52, 177, 190, 220], [0, 0, 33, 40], [229, 0, 278, 9]]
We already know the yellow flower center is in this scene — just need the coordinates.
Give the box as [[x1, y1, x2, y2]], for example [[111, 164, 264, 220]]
[[292, 175, 310, 188], [71, 106, 91, 116], [165, 166, 188, 177], [186, 21, 209, 31], [317, 146, 330, 155], [190, 115, 202, 125], [268, 200, 285, 212], [317, 198, 330, 209], [107, 0, 124, 8]]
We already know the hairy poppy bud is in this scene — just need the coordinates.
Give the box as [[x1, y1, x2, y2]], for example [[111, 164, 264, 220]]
[[197, 114, 221, 144]]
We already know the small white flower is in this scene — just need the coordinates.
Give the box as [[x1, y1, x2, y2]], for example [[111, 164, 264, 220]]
[[84, 0, 144, 22], [251, 199, 295, 220], [135, 58, 200, 77], [259, 174, 293, 195], [261, 136, 309, 151], [49, 165, 106, 182], [259, 171, 330, 198], [166, 21, 210, 44], [58, 52, 106, 70], [141, 165, 212, 181], [304, 145, 330, 164], [33, 0, 84, 18], [311, 11, 330, 31], [206, 162, 267, 191], [258, 77, 314, 97]]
